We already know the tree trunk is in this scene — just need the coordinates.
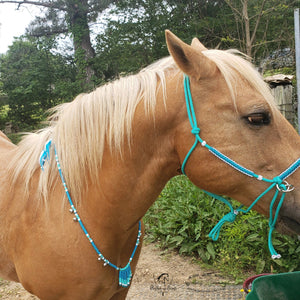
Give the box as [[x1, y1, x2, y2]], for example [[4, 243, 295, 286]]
[[242, 0, 252, 57], [67, 0, 95, 89]]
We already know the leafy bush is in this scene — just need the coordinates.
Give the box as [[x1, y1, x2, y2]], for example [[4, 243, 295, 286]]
[[0, 104, 9, 130], [144, 176, 300, 280]]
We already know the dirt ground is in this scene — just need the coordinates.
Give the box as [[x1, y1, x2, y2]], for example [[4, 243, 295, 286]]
[[0, 243, 246, 299]]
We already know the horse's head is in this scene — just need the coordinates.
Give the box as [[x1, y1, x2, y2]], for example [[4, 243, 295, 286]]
[[165, 30, 300, 236]]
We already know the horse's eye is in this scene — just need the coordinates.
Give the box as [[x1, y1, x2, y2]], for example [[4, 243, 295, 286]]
[[245, 113, 270, 126]]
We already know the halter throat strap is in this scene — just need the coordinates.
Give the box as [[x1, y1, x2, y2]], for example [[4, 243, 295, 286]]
[[182, 75, 300, 258]]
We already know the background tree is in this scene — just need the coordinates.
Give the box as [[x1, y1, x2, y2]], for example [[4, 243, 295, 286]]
[[0, 77, 9, 129], [224, 0, 298, 59], [94, 0, 298, 81], [95, 0, 230, 81], [0, 0, 113, 89], [0, 0, 298, 129], [0, 38, 79, 127]]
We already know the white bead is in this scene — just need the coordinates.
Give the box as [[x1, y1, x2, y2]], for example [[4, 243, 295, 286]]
[[201, 141, 207, 146], [257, 175, 263, 181]]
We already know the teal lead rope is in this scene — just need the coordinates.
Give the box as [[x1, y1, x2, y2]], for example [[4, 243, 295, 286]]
[[40, 140, 142, 287], [182, 75, 300, 259]]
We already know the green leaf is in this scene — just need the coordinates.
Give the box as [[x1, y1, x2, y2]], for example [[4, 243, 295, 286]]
[[245, 233, 260, 242], [256, 259, 266, 274], [207, 242, 215, 260]]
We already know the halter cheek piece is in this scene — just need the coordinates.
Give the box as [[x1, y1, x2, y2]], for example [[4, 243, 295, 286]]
[[182, 75, 300, 259]]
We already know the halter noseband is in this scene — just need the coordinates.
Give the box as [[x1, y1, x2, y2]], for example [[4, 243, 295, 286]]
[[182, 75, 300, 259]]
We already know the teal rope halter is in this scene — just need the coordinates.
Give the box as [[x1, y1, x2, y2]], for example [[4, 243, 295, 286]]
[[40, 140, 142, 287], [182, 75, 300, 259]]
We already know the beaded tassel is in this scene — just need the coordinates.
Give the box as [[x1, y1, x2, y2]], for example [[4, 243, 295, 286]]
[[119, 263, 132, 287]]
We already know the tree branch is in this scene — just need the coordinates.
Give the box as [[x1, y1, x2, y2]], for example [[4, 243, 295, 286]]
[[250, 0, 266, 44], [224, 0, 242, 18], [28, 28, 69, 37], [0, 0, 67, 11]]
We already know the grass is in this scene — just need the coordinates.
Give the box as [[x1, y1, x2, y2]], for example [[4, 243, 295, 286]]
[[144, 176, 300, 282]]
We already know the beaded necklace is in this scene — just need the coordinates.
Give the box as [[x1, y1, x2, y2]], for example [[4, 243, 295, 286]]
[[40, 140, 142, 287]]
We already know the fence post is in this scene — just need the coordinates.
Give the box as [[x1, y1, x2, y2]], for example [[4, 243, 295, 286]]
[[294, 8, 300, 133], [265, 75, 295, 126]]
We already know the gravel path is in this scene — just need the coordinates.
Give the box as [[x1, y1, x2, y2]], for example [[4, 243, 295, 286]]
[[127, 243, 245, 300], [0, 243, 246, 299]]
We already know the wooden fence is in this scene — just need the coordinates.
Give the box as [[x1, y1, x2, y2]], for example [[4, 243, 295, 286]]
[[265, 74, 296, 126]]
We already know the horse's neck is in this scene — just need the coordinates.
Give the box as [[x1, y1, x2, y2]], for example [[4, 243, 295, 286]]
[[82, 77, 183, 231]]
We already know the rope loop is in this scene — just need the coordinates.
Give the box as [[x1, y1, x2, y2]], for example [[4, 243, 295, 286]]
[[208, 211, 238, 241], [272, 176, 287, 191]]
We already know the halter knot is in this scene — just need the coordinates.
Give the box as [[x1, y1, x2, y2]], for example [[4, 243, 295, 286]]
[[272, 176, 282, 185], [191, 127, 200, 135], [272, 176, 294, 192], [209, 210, 238, 241]]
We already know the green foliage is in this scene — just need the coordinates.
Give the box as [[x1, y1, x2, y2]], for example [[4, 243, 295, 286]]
[[0, 37, 80, 129], [0, 105, 9, 129], [145, 176, 225, 260], [23, 0, 115, 89], [144, 176, 300, 280], [222, 0, 298, 58], [94, 0, 232, 81], [1, 0, 298, 128], [93, 0, 298, 80]]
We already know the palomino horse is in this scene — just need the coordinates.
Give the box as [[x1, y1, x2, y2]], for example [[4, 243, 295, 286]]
[[0, 30, 299, 299]]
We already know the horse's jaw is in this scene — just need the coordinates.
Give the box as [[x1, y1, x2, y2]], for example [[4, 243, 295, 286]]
[[275, 191, 300, 236], [277, 216, 300, 236]]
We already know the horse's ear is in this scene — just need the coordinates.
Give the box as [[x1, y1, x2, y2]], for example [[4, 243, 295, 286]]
[[191, 37, 207, 51], [165, 30, 217, 79]]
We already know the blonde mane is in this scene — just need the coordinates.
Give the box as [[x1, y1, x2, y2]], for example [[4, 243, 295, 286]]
[[8, 48, 274, 205], [8, 57, 177, 204]]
